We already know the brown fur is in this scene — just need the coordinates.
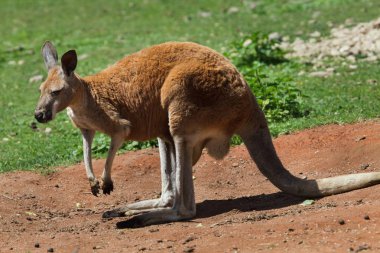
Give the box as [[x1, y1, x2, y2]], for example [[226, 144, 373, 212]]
[[72, 42, 256, 142]]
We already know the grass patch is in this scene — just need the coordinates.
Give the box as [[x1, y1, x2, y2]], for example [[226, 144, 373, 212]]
[[1, 0, 380, 172]]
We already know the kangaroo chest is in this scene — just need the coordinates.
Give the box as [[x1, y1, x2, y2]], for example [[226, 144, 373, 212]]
[[66, 107, 103, 131]]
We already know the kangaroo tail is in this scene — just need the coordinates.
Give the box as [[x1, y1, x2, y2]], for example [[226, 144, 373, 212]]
[[238, 123, 380, 198]]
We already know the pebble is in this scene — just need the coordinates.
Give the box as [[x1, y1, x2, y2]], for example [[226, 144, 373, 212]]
[[364, 215, 370, 220], [227, 6, 239, 14], [34, 243, 40, 248], [198, 11, 211, 18], [355, 136, 366, 142], [360, 164, 370, 170], [338, 219, 345, 225], [183, 247, 195, 253], [182, 235, 196, 244]]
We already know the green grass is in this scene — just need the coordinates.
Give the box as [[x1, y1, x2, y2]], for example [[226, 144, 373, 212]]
[[271, 61, 380, 135], [1, 0, 380, 172]]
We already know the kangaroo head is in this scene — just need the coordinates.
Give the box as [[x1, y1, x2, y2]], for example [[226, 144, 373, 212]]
[[34, 41, 79, 123]]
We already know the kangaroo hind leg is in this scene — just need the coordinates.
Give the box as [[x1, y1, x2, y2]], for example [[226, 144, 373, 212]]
[[114, 136, 196, 227], [103, 137, 176, 218]]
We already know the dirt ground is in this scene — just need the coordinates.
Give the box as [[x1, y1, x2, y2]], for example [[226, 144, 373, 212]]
[[1, 121, 380, 253]]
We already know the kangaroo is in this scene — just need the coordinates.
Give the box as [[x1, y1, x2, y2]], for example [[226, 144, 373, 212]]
[[34, 41, 380, 226]]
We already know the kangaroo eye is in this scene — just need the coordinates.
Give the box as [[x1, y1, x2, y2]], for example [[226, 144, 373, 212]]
[[51, 89, 62, 96]]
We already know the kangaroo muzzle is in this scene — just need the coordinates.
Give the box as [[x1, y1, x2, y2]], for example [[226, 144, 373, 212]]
[[34, 109, 52, 123]]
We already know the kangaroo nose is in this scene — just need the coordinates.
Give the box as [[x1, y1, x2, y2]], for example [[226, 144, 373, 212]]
[[34, 109, 53, 123], [35, 112, 44, 122]]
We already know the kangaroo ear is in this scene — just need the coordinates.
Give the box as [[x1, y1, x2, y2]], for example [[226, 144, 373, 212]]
[[61, 50, 77, 76], [42, 41, 58, 70]]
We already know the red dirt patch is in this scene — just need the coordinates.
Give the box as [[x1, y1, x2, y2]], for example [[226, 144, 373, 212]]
[[1, 121, 380, 252]]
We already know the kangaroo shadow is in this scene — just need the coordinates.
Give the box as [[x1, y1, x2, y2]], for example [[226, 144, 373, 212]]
[[196, 192, 304, 219], [115, 192, 304, 229]]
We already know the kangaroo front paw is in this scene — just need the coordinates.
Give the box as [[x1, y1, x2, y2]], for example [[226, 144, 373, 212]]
[[101, 179, 114, 195], [89, 179, 100, 196]]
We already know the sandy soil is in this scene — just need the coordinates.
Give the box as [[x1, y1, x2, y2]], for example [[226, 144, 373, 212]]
[[1, 121, 380, 253]]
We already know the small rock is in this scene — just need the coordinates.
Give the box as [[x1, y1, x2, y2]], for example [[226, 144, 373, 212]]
[[349, 64, 358, 70], [338, 219, 345, 225], [347, 55, 356, 62], [25, 211, 37, 216], [352, 244, 371, 252], [45, 128, 52, 134], [34, 243, 40, 248], [148, 228, 159, 233], [356, 199, 364, 205], [227, 6, 239, 14], [198, 11, 211, 18], [360, 164, 370, 170], [310, 31, 321, 38], [182, 235, 196, 244], [300, 199, 315, 206], [232, 163, 239, 167], [269, 32, 281, 41], [183, 247, 195, 253], [47, 248, 54, 252], [364, 215, 370, 220], [367, 79, 377, 84], [78, 54, 89, 60], [355, 136, 366, 142], [243, 39, 252, 47]]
